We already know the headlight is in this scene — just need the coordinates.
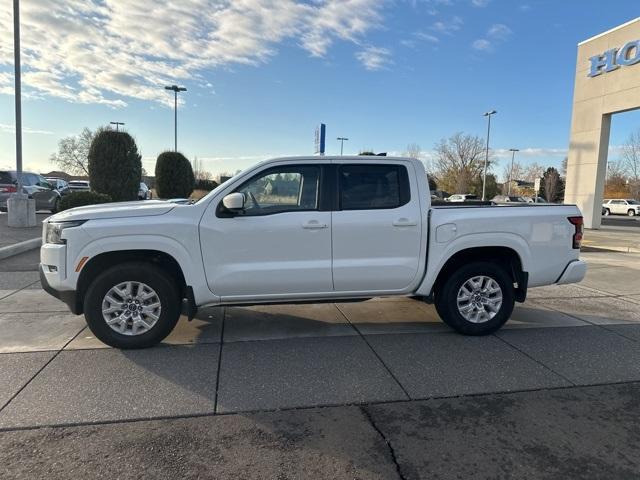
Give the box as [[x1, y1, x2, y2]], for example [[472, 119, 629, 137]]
[[44, 220, 86, 245]]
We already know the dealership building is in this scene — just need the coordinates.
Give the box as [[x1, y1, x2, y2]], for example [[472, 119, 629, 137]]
[[565, 17, 640, 228]]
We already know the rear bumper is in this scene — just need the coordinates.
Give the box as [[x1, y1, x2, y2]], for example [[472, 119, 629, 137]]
[[39, 264, 81, 314], [556, 260, 587, 285]]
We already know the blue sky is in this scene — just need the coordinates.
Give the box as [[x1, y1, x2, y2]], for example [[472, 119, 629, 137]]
[[0, 0, 638, 179]]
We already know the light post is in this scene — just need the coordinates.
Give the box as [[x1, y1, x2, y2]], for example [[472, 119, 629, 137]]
[[7, 0, 35, 227], [482, 110, 497, 201], [110, 121, 125, 132], [337, 137, 349, 156], [507, 148, 519, 195], [164, 85, 187, 151]]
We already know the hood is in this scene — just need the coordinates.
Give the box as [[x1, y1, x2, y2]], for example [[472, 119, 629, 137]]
[[47, 200, 179, 222]]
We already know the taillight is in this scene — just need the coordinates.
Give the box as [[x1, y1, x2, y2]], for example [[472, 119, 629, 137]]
[[568, 216, 583, 249], [0, 185, 17, 193]]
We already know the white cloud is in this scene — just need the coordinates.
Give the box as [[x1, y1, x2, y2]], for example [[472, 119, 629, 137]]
[[472, 39, 492, 51], [414, 32, 440, 43], [471, 0, 490, 6], [0, 123, 54, 135], [0, 0, 385, 108], [488, 23, 512, 40], [355, 46, 392, 71], [430, 16, 463, 35], [472, 23, 512, 52]]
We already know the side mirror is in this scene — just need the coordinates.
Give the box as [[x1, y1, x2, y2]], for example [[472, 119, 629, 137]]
[[222, 192, 246, 212]]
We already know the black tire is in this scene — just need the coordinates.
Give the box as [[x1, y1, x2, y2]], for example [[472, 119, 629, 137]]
[[434, 261, 515, 335], [628, 209, 636, 217], [603, 208, 610, 216], [83, 262, 181, 349], [51, 198, 60, 213]]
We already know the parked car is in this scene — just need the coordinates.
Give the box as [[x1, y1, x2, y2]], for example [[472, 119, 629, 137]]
[[492, 195, 527, 203], [138, 182, 152, 200], [68, 180, 91, 192], [446, 194, 478, 202], [40, 156, 586, 349], [525, 196, 548, 203], [46, 177, 71, 196], [602, 199, 640, 216], [0, 170, 61, 212]]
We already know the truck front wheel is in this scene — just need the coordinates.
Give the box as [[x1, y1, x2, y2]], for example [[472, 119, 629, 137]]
[[83, 262, 181, 349], [435, 261, 515, 335]]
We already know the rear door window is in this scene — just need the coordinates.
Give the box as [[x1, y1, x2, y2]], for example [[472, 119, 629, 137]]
[[339, 164, 410, 210]]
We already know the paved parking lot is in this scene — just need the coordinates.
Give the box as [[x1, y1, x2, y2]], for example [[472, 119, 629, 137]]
[[2, 249, 640, 477], [1, 249, 640, 428]]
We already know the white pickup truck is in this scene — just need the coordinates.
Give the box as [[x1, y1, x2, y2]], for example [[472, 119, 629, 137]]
[[40, 156, 587, 349]]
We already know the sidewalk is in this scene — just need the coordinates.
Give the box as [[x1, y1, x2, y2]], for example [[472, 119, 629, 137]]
[[583, 226, 640, 253], [0, 213, 49, 249]]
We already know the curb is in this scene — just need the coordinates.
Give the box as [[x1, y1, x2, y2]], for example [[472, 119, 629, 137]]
[[581, 244, 640, 254], [0, 238, 42, 261]]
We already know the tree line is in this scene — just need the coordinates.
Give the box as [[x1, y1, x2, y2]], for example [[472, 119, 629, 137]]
[[51, 127, 218, 209]]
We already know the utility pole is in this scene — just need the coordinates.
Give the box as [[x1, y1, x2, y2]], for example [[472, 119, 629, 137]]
[[508, 148, 519, 195], [337, 137, 349, 156], [110, 121, 125, 132], [165, 85, 187, 151], [482, 110, 497, 201]]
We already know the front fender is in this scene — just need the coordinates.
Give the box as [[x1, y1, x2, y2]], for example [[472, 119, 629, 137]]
[[69, 234, 217, 306]]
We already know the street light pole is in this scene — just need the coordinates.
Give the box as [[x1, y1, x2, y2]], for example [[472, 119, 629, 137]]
[[13, 0, 22, 194], [164, 85, 187, 151], [508, 148, 519, 195], [482, 110, 497, 201], [110, 121, 125, 132], [337, 137, 349, 156]]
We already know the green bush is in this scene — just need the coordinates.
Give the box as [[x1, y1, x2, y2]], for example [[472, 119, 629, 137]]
[[88, 128, 142, 201], [155, 151, 195, 198], [59, 191, 112, 211]]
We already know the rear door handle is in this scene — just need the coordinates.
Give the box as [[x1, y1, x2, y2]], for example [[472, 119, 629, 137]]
[[302, 220, 328, 229], [393, 218, 417, 227]]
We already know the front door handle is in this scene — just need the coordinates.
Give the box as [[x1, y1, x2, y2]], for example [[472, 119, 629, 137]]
[[302, 220, 328, 229], [393, 218, 417, 227]]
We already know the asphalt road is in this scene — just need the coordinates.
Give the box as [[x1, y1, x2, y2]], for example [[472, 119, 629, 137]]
[[601, 215, 640, 229], [1, 382, 639, 479]]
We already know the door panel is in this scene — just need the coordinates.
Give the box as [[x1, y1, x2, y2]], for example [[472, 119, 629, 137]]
[[199, 164, 333, 299], [201, 211, 332, 297], [332, 163, 422, 292]]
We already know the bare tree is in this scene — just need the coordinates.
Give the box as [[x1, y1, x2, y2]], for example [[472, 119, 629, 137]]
[[523, 162, 545, 183], [622, 130, 640, 181], [192, 156, 212, 181], [622, 130, 640, 198], [501, 160, 527, 193], [404, 143, 422, 160], [433, 132, 490, 194], [50, 128, 94, 176]]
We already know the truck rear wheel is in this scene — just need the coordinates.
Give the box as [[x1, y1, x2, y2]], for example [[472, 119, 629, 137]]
[[83, 262, 181, 349], [435, 261, 514, 335]]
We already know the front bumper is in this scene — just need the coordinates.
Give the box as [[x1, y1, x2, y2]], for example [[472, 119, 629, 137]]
[[39, 264, 81, 314], [556, 260, 587, 285]]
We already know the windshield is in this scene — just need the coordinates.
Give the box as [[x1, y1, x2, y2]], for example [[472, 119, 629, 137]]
[[628, 200, 639, 205]]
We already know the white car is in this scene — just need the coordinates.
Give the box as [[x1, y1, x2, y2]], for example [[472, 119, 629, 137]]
[[68, 180, 90, 192], [446, 194, 478, 202], [602, 199, 640, 217], [39, 156, 587, 349]]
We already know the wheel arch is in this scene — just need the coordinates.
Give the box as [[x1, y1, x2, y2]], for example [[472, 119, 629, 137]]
[[75, 250, 188, 315], [430, 246, 527, 303]]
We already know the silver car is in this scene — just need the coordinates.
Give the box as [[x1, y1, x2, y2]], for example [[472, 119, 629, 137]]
[[0, 170, 61, 212]]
